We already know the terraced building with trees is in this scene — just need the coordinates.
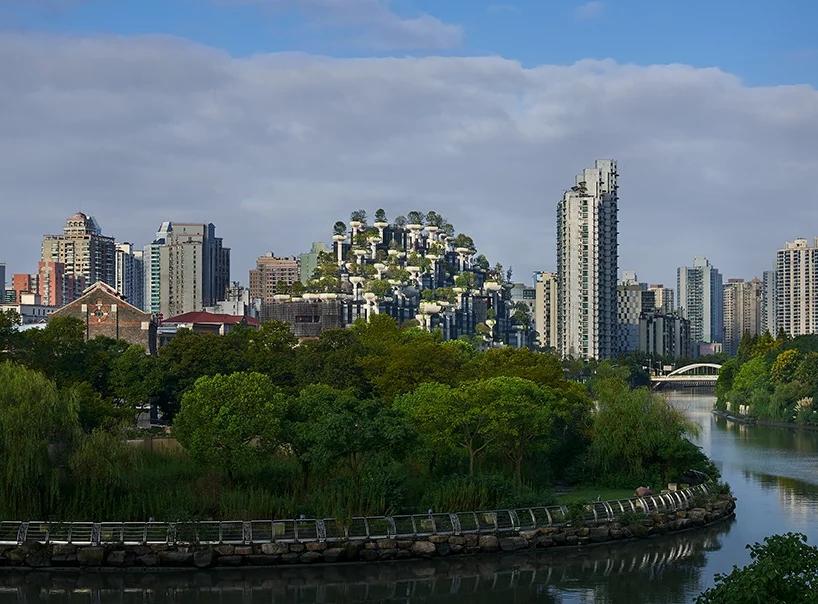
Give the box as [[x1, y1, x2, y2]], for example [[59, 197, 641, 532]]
[[261, 209, 533, 346]]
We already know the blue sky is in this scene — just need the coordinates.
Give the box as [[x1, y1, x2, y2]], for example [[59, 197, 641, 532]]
[[5, 1, 817, 86], [1, 1, 817, 286]]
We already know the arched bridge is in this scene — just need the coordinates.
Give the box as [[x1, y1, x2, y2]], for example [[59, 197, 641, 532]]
[[650, 363, 722, 388]]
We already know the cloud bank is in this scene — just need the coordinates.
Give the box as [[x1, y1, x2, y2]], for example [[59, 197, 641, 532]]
[[1, 33, 817, 287]]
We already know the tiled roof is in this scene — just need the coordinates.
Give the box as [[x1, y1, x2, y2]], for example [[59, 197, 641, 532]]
[[162, 311, 259, 327]]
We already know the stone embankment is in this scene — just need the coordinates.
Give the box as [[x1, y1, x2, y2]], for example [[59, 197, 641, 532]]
[[0, 495, 735, 569]]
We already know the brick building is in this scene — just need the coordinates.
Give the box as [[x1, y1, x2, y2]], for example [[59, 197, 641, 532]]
[[49, 281, 157, 353]]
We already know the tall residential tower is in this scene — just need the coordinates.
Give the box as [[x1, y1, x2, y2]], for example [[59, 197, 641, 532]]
[[557, 159, 619, 359], [776, 238, 818, 337], [677, 256, 723, 352]]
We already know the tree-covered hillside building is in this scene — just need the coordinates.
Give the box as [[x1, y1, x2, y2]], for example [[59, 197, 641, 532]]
[[262, 209, 532, 347]]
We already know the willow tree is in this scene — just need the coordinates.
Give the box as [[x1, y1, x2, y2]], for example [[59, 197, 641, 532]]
[[0, 362, 80, 518]]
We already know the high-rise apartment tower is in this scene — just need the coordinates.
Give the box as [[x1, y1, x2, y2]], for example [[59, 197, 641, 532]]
[[556, 159, 619, 359]]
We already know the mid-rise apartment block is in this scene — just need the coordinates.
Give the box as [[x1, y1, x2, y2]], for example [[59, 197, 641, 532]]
[[144, 222, 230, 318], [41, 213, 115, 288], [616, 273, 655, 355], [249, 254, 301, 303], [723, 278, 762, 355], [776, 238, 818, 337], [37, 260, 85, 307], [639, 312, 691, 360], [534, 271, 558, 351], [677, 256, 723, 349], [557, 159, 619, 359]]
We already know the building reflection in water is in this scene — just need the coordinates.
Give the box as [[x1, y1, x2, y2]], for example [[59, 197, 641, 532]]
[[0, 522, 732, 604]]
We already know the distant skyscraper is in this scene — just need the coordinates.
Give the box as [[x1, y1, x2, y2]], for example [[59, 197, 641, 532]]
[[115, 242, 145, 310], [11, 273, 35, 303], [143, 222, 230, 318], [677, 256, 723, 349], [534, 271, 558, 351], [250, 254, 301, 303], [41, 212, 115, 288], [298, 242, 329, 285], [648, 284, 674, 314], [761, 270, 777, 336], [557, 159, 619, 359], [0, 263, 5, 300], [776, 238, 818, 337], [722, 278, 762, 355]]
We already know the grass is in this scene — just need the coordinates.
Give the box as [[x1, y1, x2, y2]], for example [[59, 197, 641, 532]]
[[554, 486, 634, 505]]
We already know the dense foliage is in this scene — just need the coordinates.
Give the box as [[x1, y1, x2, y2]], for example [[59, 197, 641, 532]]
[[716, 332, 818, 424], [696, 533, 818, 603], [0, 311, 713, 521]]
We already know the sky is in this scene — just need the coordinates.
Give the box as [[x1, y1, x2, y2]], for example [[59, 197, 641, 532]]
[[1, 0, 817, 288]]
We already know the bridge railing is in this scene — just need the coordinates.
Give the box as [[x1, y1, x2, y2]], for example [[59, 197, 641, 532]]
[[0, 484, 713, 546]]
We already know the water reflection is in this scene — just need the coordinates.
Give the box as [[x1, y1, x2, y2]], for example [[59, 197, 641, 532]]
[[0, 523, 731, 604], [7, 391, 818, 603]]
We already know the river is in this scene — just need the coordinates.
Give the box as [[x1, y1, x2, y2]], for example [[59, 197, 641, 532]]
[[3, 390, 818, 603]]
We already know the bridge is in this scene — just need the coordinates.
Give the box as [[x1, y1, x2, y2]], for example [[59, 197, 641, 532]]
[[650, 363, 721, 388]]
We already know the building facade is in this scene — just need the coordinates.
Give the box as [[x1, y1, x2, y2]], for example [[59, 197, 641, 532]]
[[0, 292, 54, 325], [616, 274, 655, 355], [144, 222, 230, 318], [41, 213, 115, 289], [761, 270, 777, 336], [249, 254, 301, 303], [36, 260, 85, 307], [648, 284, 674, 314], [48, 282, 157, 352], [723, 278, 762, 355], [115, 242, 145, 311], [299, 242, 329, 285], [639, 312, 692, 360], [776, 238, 818, 337], [557, 159, 619, 359], [677, 256, 724, 350], [534, 271, 558, 351]]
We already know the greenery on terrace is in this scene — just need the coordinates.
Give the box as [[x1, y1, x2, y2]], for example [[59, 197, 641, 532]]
[[0, 310, 714, 522], [715, 332, 818, 425]]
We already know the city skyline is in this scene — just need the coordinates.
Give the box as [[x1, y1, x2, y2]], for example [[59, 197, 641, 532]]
[[1, 2, 817, 288]]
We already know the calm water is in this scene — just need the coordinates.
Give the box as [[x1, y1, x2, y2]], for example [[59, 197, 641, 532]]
[[3, 390, 818, 603]]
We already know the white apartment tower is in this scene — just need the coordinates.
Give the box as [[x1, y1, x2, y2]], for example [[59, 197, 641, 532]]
[[534, 271, 558, 351], [557, 159, 619, 359], [115, 242, 145, 310], [677, 256, 724, 348], [776, 238, 818, 336]]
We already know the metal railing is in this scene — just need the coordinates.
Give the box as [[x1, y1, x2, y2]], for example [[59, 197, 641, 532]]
[[0, 483, 713, 546]]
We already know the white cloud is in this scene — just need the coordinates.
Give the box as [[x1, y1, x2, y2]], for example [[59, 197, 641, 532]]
[[575, 1, 605, 20], [1, 33, 817, 288], [230, 0, 463, 50]]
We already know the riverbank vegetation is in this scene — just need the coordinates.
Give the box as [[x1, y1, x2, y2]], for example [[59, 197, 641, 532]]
[[715, 333, 818, 425], [0, 311, 715, 521]]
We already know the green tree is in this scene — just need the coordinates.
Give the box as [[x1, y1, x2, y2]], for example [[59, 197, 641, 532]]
[[795, 352, 818, 397], [0, 309, 21, 360], [0, 362, 80, 517], [286, 384, 411, 490], [397, 380, 502, 476], [728, 356, 770, 407], [68, 427, 134, 517], [22, 316, 87, 385], [589, 385, 709, 487], [476, 377, 556, 483], [696, 533, 818, 603], [173, 372, 285, 478], [771, 349, 802, 385]]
